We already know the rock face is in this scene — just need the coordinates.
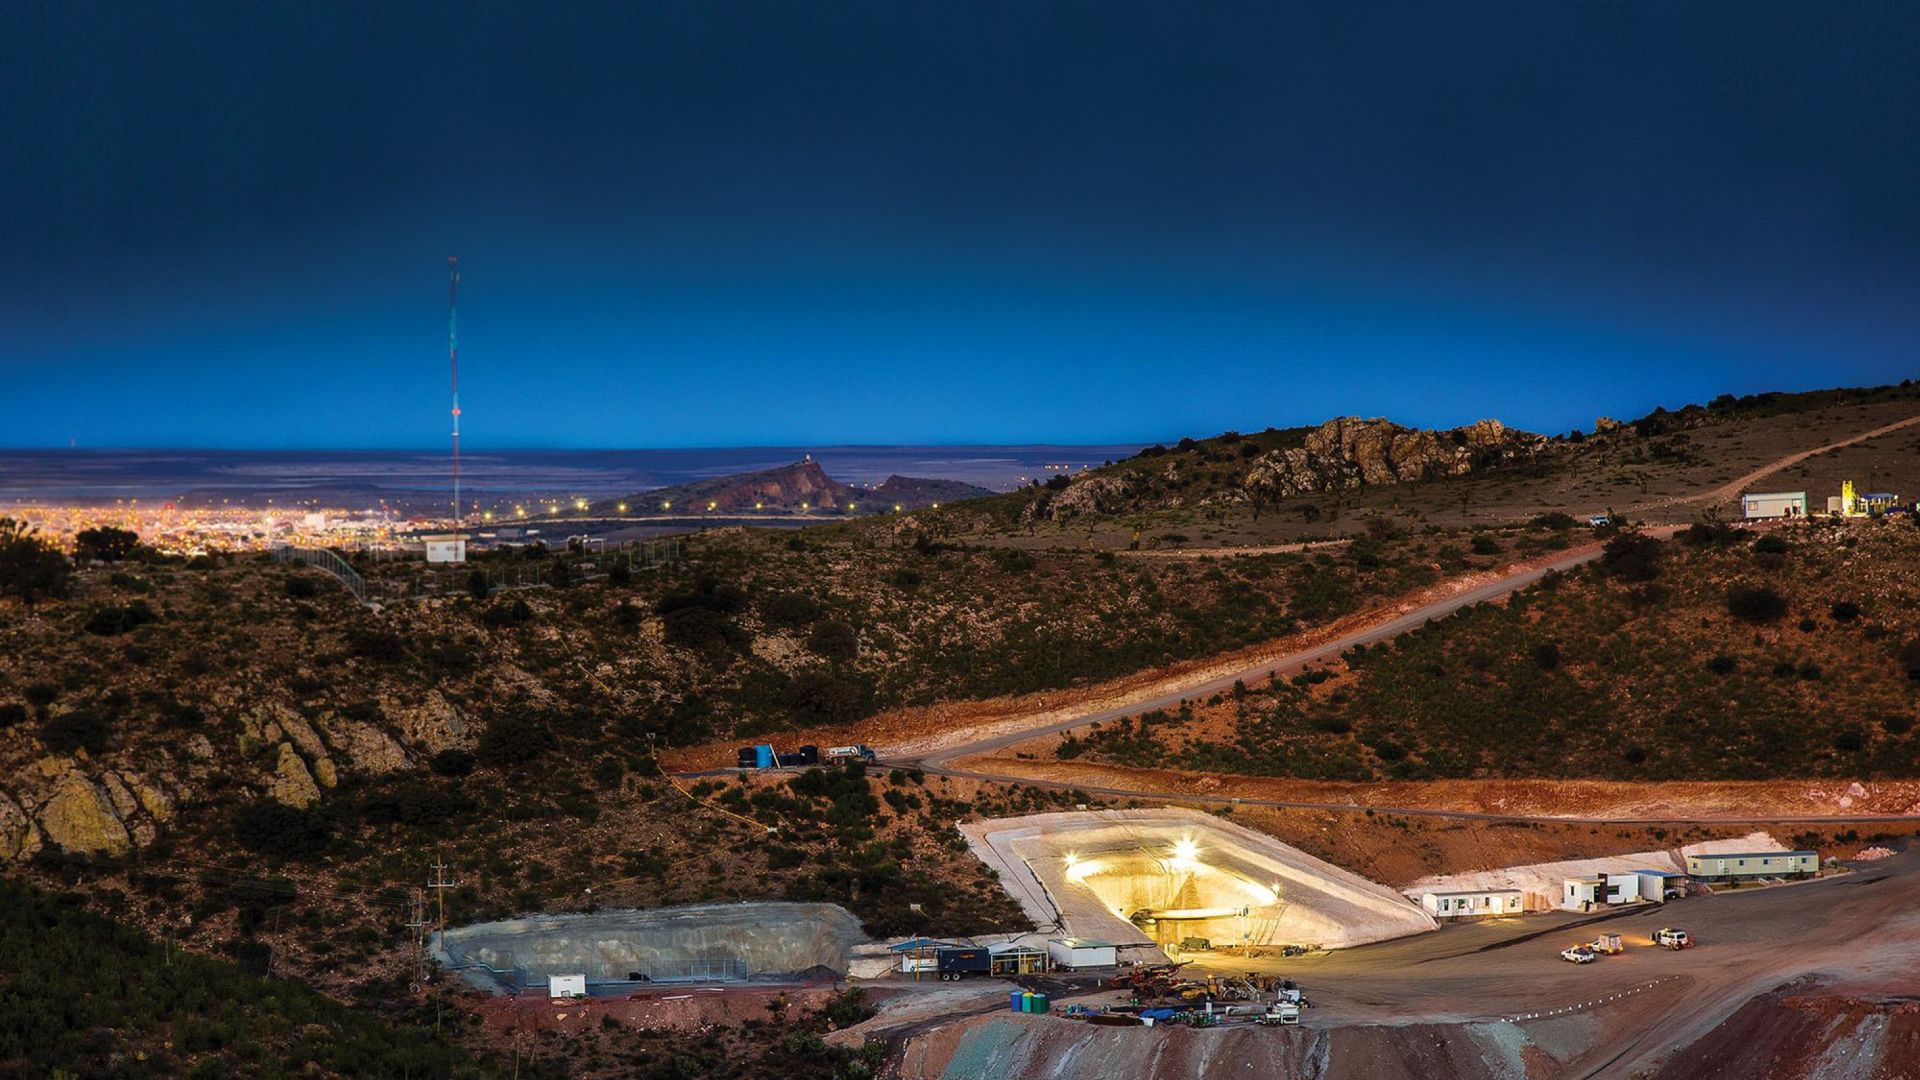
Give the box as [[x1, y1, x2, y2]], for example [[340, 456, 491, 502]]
[[380, 690, 470, 753], [0, 792, 38, 859], [37, 771, 133, 854], [270, 742, 322, 807], [1245, 417, 1541, 499]]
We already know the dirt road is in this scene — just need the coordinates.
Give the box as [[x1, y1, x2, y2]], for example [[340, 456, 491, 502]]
[[1625, 410, 1920, 515]]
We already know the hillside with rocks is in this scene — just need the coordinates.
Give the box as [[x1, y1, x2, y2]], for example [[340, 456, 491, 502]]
[[594, 458, 992, 514], [1072, 518, 1920, 783]]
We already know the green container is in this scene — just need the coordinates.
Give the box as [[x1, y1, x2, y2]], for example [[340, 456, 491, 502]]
[[1031, 993, 1050, 1014]]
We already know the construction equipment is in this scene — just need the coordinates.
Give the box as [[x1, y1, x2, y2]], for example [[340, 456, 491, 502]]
[[1589, 934, 1624, 955], [1654, 928, 1692, 950], [1256, 1001, 1302, 1026], [1560, 944, 1598, 964]]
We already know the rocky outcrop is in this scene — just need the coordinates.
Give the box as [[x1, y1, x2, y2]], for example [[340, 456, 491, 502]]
[[0, 792, 38, 859], [1043, 474, 1135, 520], [270, 742, 322, 807], [312, 711, 411, 774], [380, 690, 470, 753], [36, 771, 132, 854], [1244, 417, 1542, 499]]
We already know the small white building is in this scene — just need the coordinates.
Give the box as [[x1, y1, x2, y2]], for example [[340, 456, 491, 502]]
[[548, 973, 587, 999], [1563, 873, 1643, 911], [1047, 937, 1118, 970], [1741, 491, 1807, 519], [1419, 889, 1524, 919], [423, 534, 468, 563]]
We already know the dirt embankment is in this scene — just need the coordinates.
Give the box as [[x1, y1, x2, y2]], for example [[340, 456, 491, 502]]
[[1645, 983, 1920, 1080], [942, 757, 1920, 822]]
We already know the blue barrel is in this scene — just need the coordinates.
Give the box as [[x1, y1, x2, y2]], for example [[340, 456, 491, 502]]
[[755, 744, 774, 769], [1010, 991, 1025, 1012]]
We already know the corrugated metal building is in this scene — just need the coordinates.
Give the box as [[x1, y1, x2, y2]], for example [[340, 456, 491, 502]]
[[1684, 850, 1817, 881], [1741, 491, 1807, 519]]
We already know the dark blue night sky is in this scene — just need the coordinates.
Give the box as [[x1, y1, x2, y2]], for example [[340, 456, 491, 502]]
[[5, 2, 1918, 448]]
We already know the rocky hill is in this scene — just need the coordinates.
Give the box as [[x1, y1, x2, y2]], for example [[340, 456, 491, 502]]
[[596, 458, 991, 514]]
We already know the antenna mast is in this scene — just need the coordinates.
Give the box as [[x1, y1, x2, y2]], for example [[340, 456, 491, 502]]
[[448, 257, 462, 531]]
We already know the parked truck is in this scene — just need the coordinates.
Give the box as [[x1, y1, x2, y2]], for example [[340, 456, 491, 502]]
[[935, 947, 991, 981], [826, 744, 877, 763], [1589, 934, 1624, 955], [1654, 928, 1692, 950]]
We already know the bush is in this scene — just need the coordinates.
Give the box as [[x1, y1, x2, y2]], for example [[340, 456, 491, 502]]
[[1707, 654, 1738, 675], [1599, 533, 1663, 582], [1752, 533, 1790, 555], [480, 598, 533, 627], [284, 576, 319, 599], [1469, 535, 1502, 556], [429, 749, 476, 777], [475, 714, 556, 768], [1831, 601, 1862, 623], [785, 669, 867, 726], [233, 801, 332, 858], [40, 709, 111, 754], [1530, 642, 1561, 671], [0, 702, 25, 730], [73, 526, 140, 562], [83, 601, 159, 636], [806, 619, 859, 662], [762, 592, 824, 628], [1725, 585, 1788, 623], [662, 605, 751, 653]]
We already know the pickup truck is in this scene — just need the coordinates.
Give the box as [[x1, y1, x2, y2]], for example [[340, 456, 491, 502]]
[[1560, 945, 1598, 964], [1654, 928, 1692, 950]]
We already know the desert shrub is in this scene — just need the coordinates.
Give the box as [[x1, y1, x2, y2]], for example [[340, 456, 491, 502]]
[[1527, 512, 1577, 530], [1469, 535, 1502, 556], [662, 605, 751, 653], [1752, 534, 1790, 555], [1531, 642, 1561, 671], [429, 749, 476, 777], [233, 801, 331, 858], [40, 709, 111, 754], [762, 591, 824, 628], [1831, 601, 1861, 622], [475, 714, 556, 768], [785, 669, 867, 726], [1897, 640, 1920, 680], [480, 598, 533, 627], [1833, 728, 1866, 754], [83, 601, 158, 636], [73, 526, 141, 562], [1725, 585, 1788, 623], [345, 626, 407, 662], [284, 575, 319, 599], [1599, 533, 1663, 581], [1706, 654, 1738, 675], [806, 620, 859, 662], [0, 703, 25, 730], [994, 548, 1036, 573]]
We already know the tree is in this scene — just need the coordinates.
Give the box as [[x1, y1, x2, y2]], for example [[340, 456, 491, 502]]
[[0, 518, 72, 605], [1598, 532, 1663, 582], [465, 569, 489, 601], [72, 526, 140, 562]]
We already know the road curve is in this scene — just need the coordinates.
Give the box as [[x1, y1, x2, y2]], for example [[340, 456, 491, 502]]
[[904, 536, 1646, 772]]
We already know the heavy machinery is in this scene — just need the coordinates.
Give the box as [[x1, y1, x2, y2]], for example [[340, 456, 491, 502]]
[[1654, 928, 1692, 950], [1560, 944, 1598, 964], [1255, 1002, 1301, 1026], [1589, 934, 1624, 955]]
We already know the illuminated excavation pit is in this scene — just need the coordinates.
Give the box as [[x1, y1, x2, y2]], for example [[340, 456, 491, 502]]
[[963, 808, 1436, 954]]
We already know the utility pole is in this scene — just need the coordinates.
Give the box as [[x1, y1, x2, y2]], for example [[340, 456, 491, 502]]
[[406, 887, 430, 992], [428, 855, 458, 966]]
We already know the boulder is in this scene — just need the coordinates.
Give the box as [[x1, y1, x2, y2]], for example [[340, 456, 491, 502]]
[[1245, 417, 1541, 499], [270, 743, 322, 808], [313, 712, 410, 775], [36, 772, 132, 855], [381, 690, 471, 753]]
